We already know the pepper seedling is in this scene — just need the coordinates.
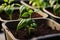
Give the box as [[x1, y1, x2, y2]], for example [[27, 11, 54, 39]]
[[29, 0, 48, 9], [3, 0, 21, 20], [49, 0, 57, 7], [3, 0, 14, 20], [19, 5, 33, 18], [48, 0, 60, 15], [4, 5, 14, 20], [17, 18, 37, 34], [0, 3, 7, 14], [53, 4, 60, 15]]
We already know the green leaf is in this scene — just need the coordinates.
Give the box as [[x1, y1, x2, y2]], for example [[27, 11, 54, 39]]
[[4, 0, 8, 2], [20, 5, 26, 15], [17, 19, 27, 30], [22, 12, 29, 17], [8, 0, 14, 4], [0, 3, 7, 14], [17, 18, 37, 31], [49, 0, 56, 7], [30, 23, 37, 28], [53, 4, 60, 13], [4, 5, 14, 15], [28, 9, 33, 15]]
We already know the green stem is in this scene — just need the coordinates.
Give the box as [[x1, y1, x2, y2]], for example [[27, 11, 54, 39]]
[[19, 13, 21, 19], [54, 9, 56, 15], [14, 4, 21, 7], [28, 27, 31, 35], [30, 14, 31, 18], [9, 14, 12, 20]]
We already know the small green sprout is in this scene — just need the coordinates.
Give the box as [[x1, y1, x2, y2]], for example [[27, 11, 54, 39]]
[[19, 5, 33, 18], [4, 5, 14, 20], [4, 0, 14, 4], [17, 18, 37, 34], [29, 0, 48, 9], [53, 4, 60, 15]]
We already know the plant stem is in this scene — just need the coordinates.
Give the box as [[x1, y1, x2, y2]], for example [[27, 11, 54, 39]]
[[9, 14, 12, 20], [30, 14, 31, 18], [28, 27, 31, 35]]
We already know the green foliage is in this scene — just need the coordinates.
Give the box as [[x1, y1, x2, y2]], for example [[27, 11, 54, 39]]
[[4, 5, 14, 20], [0, 3, 7, 14], [2, 0, 21, 20], [53, 4, 60, 15], [4, 0, 14, 4], [48, 0, 60, 15], [29, 0, 48, 9], [17, 18, 37, 34], [19, 5, 33, 18], [49, 0, 58, 7]]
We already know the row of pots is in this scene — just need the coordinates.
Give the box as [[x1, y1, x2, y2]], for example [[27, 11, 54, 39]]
[[21, 1, 60, 24], [1, 0, 60, 40]]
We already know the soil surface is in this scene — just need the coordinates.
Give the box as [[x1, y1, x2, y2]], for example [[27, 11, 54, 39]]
[[0, 9, 19, 20], [46, 7, 60, 17], [6, 19, 60, 40], [21, 12, 42, 18], [0, 10, 42, 20]]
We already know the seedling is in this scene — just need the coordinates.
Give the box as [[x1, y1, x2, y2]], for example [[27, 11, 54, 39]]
[[49, 0, 56, 7], [17, 18, 37, 34], [3, 0, 21, 20], [53, 4, 60, 15], [48, 0, 60, 15], [29, 0, 48, 9], [4, 5, 14, 20], [19, 5, 33, 18], [0, 3, 7, 14]]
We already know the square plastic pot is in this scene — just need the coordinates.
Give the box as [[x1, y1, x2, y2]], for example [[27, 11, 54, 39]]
[[2, 18, 60, 40]]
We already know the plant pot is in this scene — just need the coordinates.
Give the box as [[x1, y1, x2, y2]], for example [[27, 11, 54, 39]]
[[43, 7, 60, 24], [0, 7, 20, 21], [20, 1, 48, 17], [0, 7, 48, 22], [2, 18, 60, 40], [0, 6, 48, 32]]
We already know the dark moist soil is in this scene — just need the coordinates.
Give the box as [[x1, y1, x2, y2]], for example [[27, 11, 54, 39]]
[[0, 10, 42, 20], [21, 12, 42, 18], [0, 9, 19, 20], [46, 7, 60, 17], [31, 12, 42, 18], [6, 19, 60, 40]]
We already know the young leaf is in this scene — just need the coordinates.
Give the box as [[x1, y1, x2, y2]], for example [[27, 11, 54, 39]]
[[4, 0, 8, 2], [0, 6, 4, 14], [28, 9, 33, 18], [4, 5, 14, 15], [22, 12, 29, 17], [28, 9, 33, 15], [19, 5, 33, 18], [20, 5, 26, 15], [49, 0, 56, 7], [8, 0, 14, 4], [4, 5, 14, 20], [0, 3, 7, 14], [53, 4, 60, 14], [17, 18, 37, 33]]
